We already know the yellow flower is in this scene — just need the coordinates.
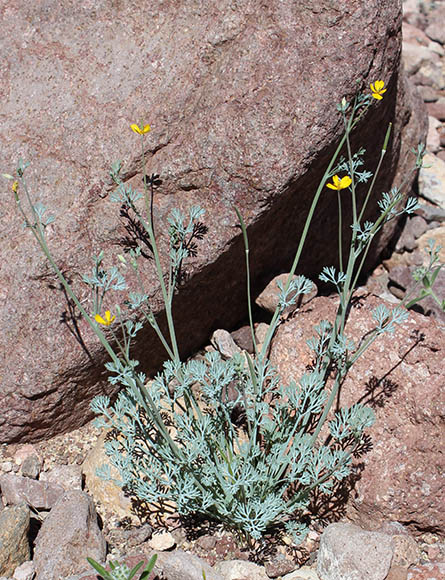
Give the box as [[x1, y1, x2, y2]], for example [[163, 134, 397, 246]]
[[326, 175, 352, 191], [130, 123, 151, 135], [12, 181, 19, 193], [95, 310, 116, 326], [370, 80, 387, 100]]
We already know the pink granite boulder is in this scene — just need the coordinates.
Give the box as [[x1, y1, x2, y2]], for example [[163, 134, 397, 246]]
[[269, 293, 444, 537], [0, 0, 426, 442]]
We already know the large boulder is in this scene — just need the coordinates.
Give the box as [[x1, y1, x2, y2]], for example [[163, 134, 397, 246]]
[[0, 0, 426, 442], [269, 293, 444, 537]]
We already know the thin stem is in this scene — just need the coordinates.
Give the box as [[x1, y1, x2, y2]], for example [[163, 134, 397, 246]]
[[234, 206, 257, 356], [128, 188, 180, 362], [345, 116, 357, 227], [357, 123, 391, 225], [337, 190, 343, 273]]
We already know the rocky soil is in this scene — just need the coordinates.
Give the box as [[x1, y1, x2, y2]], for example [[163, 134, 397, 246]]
[[1, 1, 444, 580]]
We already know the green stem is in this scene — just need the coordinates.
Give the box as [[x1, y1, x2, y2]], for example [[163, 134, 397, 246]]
[[357, 123, 391, 225], [337, 190, 343, 273], [234, 206, 257, 356], [128, 194, 180, 363]]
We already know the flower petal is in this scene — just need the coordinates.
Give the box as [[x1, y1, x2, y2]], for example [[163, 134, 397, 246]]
[[375, 80, 384, 91], [104, 310, 115, 325], [339, 176, 352, 189], [130, 124, 142, 134]]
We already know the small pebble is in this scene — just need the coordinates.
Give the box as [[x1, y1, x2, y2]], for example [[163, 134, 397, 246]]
[[148, 531, 176, 551], [12, 560, 34, 580], [196, 534, 217, 550], [427, 545, 440, 560], [0, 461, 14, 473]]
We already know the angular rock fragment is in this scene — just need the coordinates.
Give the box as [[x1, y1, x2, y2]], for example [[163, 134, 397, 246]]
[[0, 504, 30, 578], [33, 490, 106, 580], [317, 523, 393, 580]]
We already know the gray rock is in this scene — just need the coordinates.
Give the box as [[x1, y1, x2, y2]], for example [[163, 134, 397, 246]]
[[402, 0, 427, 28], [39, 464, 82, 491], [388, 264, 415, 291], [230, 325, 255, 354], [426, 115, 442, 153], [0, 462, 14, 474], [416, 85, 440, 103], [418, 60, 445, 90], [148, 531, 176, 552], [12, 561, 34, 580], [155, 550, 223, 580], [210, 329, 242, 360], [427, 98, 445, 121], [402, 42, 436, 76], [282, 568, 320, 580], [214, 559, 268, 580], [255, 274, 317, 316], [107, 523, 153, 553], [20, 455, 41, 480], [415, 201, 445, 223], [0, 473, 64, 510], [0, 504, 30, 578], [0, 0, 427, 444], [317, 523, 393, 580], [265, 555, 296, 578], [406, 215, 429, 239], [254, 322, 270, 352], [395, 215, 428, 253], [418, 152, 445, 207], [33, 491, 106, 580], [425, 6, 445, 45], [391, 534, 421, 568]]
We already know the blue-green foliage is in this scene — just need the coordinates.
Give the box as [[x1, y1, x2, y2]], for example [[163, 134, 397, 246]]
[[87, 553, 157, 580], [91, 339, 376, 541]]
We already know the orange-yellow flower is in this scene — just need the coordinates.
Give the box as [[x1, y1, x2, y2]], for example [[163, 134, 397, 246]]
[[12, 181, 19, 193], [130, 123, 151, 135], [95, 310, 115, 326], [370, 80, 387, 100], [326, 175, 352, 191]]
